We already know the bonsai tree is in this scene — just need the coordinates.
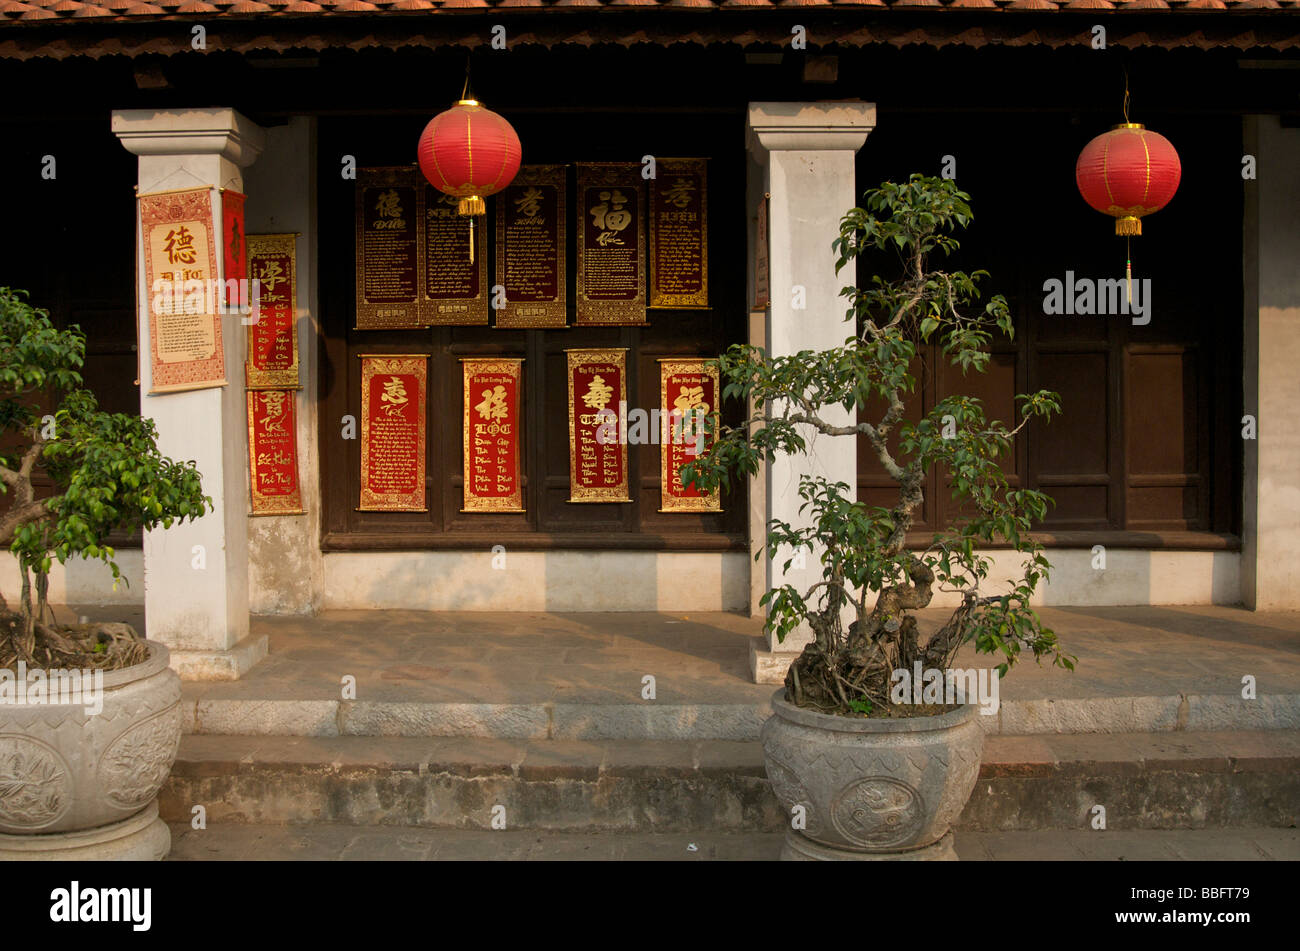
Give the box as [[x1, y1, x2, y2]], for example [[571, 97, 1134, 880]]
[[684, 175, 1074, 715], [0, 287, 210, 670]]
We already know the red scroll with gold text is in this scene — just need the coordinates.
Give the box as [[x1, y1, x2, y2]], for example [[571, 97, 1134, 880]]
[[221, 189, 246, 309], [462, 359, 525, 513], [566, 348, 631, 503], [659, 359, 721, 513], [359, 355, 428, 512], [246, 233, 300, 389], [139, 186, 226, 393], [576, 163, 646, 326], [247, 390, 305, 515]]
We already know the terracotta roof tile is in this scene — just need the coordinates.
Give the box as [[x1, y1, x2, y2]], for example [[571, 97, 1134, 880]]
[[121, 1, 163, 11], [1061, 0, 1114, 8], [175, 0, 218, 9], [947, 0, 998, 7], [1006, 0, 1059, 8], [72, 2, 113, 12], [19, 3, 56, 12], [283, 0, 323, 8]]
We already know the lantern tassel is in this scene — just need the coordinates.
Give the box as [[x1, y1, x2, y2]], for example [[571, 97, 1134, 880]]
[[1126, 236, 1132, 306], [469, 217, 475, 265]]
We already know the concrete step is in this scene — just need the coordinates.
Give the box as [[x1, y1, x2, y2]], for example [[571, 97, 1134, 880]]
[[164, 824, 1300, 862], [179, 693, 1300, 740], [160, 729, 1300, 833]]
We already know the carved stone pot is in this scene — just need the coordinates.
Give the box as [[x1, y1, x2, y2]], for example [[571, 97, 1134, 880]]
[[761, 689, 983, 861], [0, 641, 181, 860]]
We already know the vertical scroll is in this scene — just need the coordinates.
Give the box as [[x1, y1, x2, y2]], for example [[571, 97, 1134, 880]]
[[495, 164, 567, 329], [358, 354, 428, 512], [566, 348, 631, 503], [246, 233, 300, 390], [658, 358, 721, 513], [649, 158, 708, 310], [247, 390, 305, 516], [138, 186, 226, 393], [576, 163, 646, 326], [462, 358, 525, 513], [220, 189, 247, 309], [424, 185, 489, 326], [355, 168, 421, 329]]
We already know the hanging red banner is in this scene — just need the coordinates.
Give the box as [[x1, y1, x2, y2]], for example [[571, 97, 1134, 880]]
[[358, 354, 428, 512], [247, 389, 305, 516], [659, 358, 721, 513], [246, 233, 300, 390], [138, 186, 226, 393], [566, 348, 631, 503], [220, 189, 246, 309], [462, 358, 525, 513]]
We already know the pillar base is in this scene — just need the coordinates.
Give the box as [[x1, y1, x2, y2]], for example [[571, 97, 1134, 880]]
[[169, 633, 268, 681], [750, 638, 799, 684]]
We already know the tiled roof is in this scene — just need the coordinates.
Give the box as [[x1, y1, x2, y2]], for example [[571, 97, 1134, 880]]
[[2, 0, 1299, 19], [2, 0, 1298, 61]]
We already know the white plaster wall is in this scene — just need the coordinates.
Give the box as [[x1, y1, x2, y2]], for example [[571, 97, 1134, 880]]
[[6, 547, 1236, 611], [918, 548, 1240, 609], [321, 551, 751, 612], [0, 551, 144, 608]]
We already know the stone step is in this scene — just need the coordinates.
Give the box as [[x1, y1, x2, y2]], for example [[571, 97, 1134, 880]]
[[179, 693, 1300, 740], [160, 729, 1300, 833], [163, 824, 1300, 862]]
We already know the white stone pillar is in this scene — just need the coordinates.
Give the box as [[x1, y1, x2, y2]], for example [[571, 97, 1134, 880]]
[[1242, 115, 1300, 611], [112, 108, 268, 679], [746, 102, 876, 683]]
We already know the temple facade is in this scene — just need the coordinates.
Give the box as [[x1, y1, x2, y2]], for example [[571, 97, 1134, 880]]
[[1, 4, 1297, 681]]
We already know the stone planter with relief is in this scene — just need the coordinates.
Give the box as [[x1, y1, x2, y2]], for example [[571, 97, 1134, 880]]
[[761, 688, 983, 861], [0, 641, 182, 860]]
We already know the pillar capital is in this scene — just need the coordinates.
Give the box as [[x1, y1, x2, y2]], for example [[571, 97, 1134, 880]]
[[112, 107, 265, 167], [746, 101, 876, 154]]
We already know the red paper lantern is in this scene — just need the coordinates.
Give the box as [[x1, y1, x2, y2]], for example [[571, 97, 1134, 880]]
[[1075, 123, 1181, 236], [417, 98, 521, 218]]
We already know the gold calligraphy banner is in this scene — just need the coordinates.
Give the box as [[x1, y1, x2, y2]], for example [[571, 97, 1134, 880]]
[[566, 348, 631, 503], [462, 358, 525, 513], [247, 390, 305, 516], [139, 186, 226, 393], [354, 168, 489, 329], [246, 233, 300, 390], [576, 163, 646, 326], [496, 164, 567, 329], [650, 158, 708, 310], [659, 358, 721, 513], [358, 354, 428, 512]]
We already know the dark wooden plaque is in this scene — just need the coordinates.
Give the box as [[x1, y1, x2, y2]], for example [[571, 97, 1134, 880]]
[[423, 185, 488, 326], [649, 158, 708, 310], [356, 168, 421, 329], [576, 163, 646, 326], [495, 164, 567, 329]]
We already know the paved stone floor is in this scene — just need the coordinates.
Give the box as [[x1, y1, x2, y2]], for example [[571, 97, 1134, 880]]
[[166, 823, 1300, 861], [63, 603, 1300, 709]]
